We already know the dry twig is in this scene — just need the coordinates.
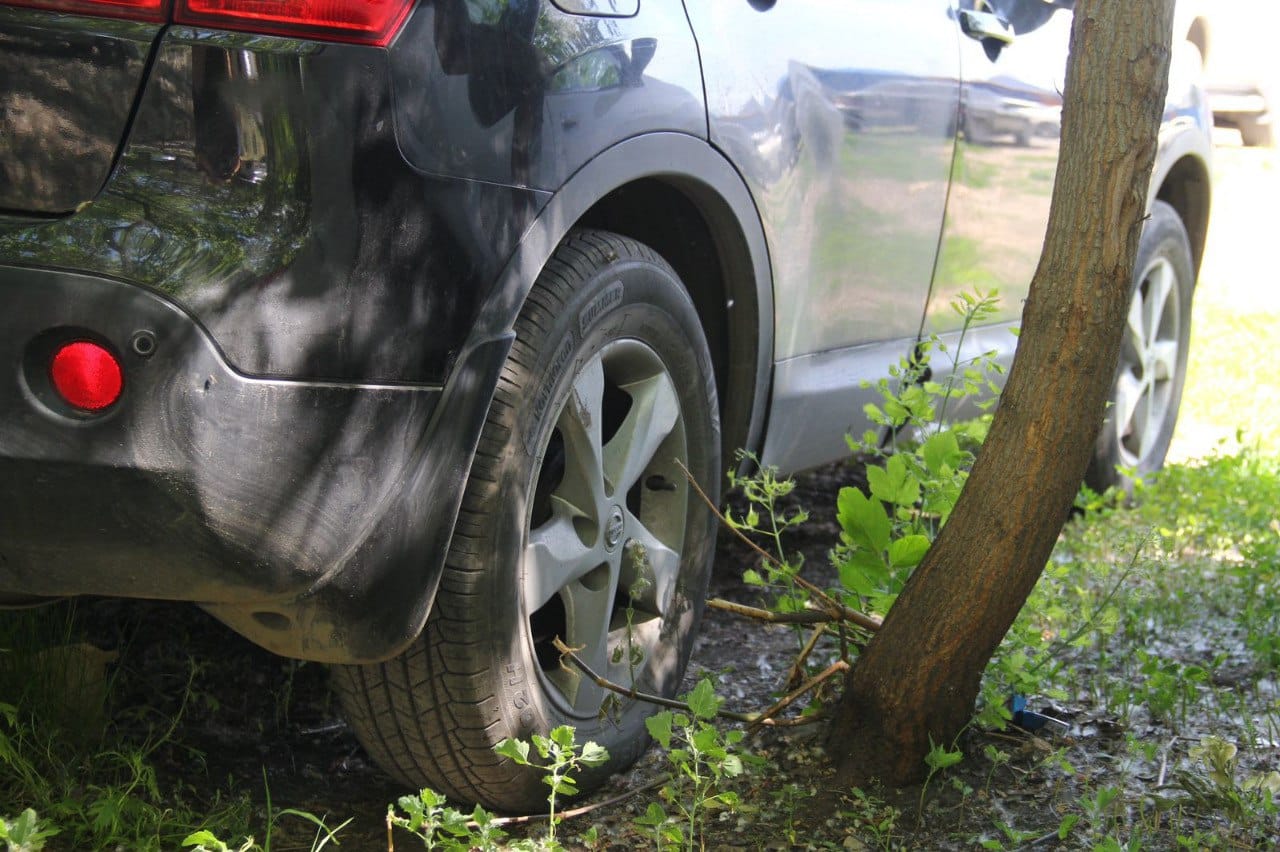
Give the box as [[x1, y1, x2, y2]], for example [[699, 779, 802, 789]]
[[749, 659, 849, 733]]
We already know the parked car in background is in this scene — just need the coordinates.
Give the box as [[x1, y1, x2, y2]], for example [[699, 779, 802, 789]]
[[1187, 0, 1278, 146], [0, 0, 1211, 812]]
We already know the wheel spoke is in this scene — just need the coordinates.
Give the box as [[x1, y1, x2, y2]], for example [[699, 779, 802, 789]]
[[1143, 259, 1175, 347], [1124, 291, 1147, 365], [603, 371, 681, 496], [1113, 369, 1145, 441], [1134, 384, 1158, 459], [525, 501, 606, 613], [621, 522, 681, 618], [1149, 340, 1179, 382], [559, 576, 618, 712], [555, 356, 608, 517]]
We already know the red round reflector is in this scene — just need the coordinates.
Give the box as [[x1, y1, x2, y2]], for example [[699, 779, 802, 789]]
[[50, 341, 124, 411]]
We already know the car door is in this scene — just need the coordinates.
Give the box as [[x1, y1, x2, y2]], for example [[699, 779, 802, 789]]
[[683, 0, 961, 471], [925, 0, 1072, 362]]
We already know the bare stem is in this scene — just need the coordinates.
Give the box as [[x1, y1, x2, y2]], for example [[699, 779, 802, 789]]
[[484, 773, 673, 828], [786, 624, 826, 690], [552, 637, 769, 725], [707, 598, 834, 625], [749, 659, 850, 733]]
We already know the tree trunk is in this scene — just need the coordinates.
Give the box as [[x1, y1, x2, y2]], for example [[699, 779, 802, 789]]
[[827, 0, 1176, 787]]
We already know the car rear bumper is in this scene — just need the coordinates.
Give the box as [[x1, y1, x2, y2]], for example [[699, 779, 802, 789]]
[[0, 265, 510, 663]]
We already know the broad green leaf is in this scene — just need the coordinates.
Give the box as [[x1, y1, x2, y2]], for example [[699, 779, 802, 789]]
[[837, 549, 887, 597], [645, 711, 674, 749], [872, 455, 919, 506], [685, 679, 722, 720], [635, 802, 668, 827], [836, 487, 891, 553], [494, 737, 532, 765], [579, 740, 609, 766], [888, 534, 931, 569], [691, 725, 720, 753], [549, 724, 576, 750], [181, 831, 224, 850], [921, 430, 963, 476], [551, 778, 578, 796]]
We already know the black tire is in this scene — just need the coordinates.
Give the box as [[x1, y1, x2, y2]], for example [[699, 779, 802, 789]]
[[1086, 200, 1194, 492], [332, 230, 720, 812]]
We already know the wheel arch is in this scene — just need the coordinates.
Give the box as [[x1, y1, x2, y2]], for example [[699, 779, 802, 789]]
[[472, 132, 775, 470], [1152, 151, 1211, 277]]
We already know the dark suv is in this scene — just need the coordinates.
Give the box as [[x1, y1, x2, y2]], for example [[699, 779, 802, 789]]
[[0, 0, 1211, 811]]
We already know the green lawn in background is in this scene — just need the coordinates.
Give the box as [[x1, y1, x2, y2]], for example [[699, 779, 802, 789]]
[[1171, 141, 1280, 458]]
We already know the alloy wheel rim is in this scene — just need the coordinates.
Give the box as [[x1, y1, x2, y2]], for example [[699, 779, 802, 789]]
[[523, 339, 689, 717], [1113, 256, 1180, 469]]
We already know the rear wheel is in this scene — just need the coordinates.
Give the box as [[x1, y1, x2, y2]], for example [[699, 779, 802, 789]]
[[1086, 200, 1194, 492], [333, 230, 720, 812]]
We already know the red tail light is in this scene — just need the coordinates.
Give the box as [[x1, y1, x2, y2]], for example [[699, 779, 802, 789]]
[[5, 0, 416, 46], [174, 0, 416, 46], [2, 0, 167, 22], [50, 341, 124, 412]]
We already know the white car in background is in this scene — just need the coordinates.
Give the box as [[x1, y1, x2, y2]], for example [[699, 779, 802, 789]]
[[1182, 0, 1277, 147]]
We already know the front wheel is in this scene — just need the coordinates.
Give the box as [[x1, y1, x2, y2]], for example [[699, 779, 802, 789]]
[[333, 230, 720, 812], [1086, 200, 1194, 492]]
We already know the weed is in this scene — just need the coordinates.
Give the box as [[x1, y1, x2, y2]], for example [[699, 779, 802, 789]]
[[838, 788, 901, 850], [494, 725, 609, 847], [919, 736, 963, 818], [386, 788, 509, 852], [0, 808, 59, 852], [639, 679, 750, 851]]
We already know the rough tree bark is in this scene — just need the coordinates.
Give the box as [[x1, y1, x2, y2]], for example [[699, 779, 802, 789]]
[[827, 0, 1176, 786]]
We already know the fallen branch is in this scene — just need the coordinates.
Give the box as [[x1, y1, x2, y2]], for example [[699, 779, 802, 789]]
[[785, 624, 827, 690], [553, 637, 782, 726], [486, 773, 672, 828], [706, 598, 833, 625], [749, 659, 849, 733]]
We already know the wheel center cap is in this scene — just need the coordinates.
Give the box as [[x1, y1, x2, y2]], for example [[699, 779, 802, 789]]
[[604, 505, 625, 551]]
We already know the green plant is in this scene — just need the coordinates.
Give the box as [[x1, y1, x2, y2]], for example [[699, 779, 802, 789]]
[[182, 771, 350, 852], [0, 607, 258, 852], [726, 455, 811, 623], [494, 726, 609, 848], [1172, 735, 1280, 830], [833, 290, 1002, 618], [769, 783, 810, 846], [386, 788, 509, 852], [919, 736, 964, 817], [839, 788, 901, 850], [978, 820, 1040, 850], [0, 809, 59, 852], [638, 680, 749, 851]]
